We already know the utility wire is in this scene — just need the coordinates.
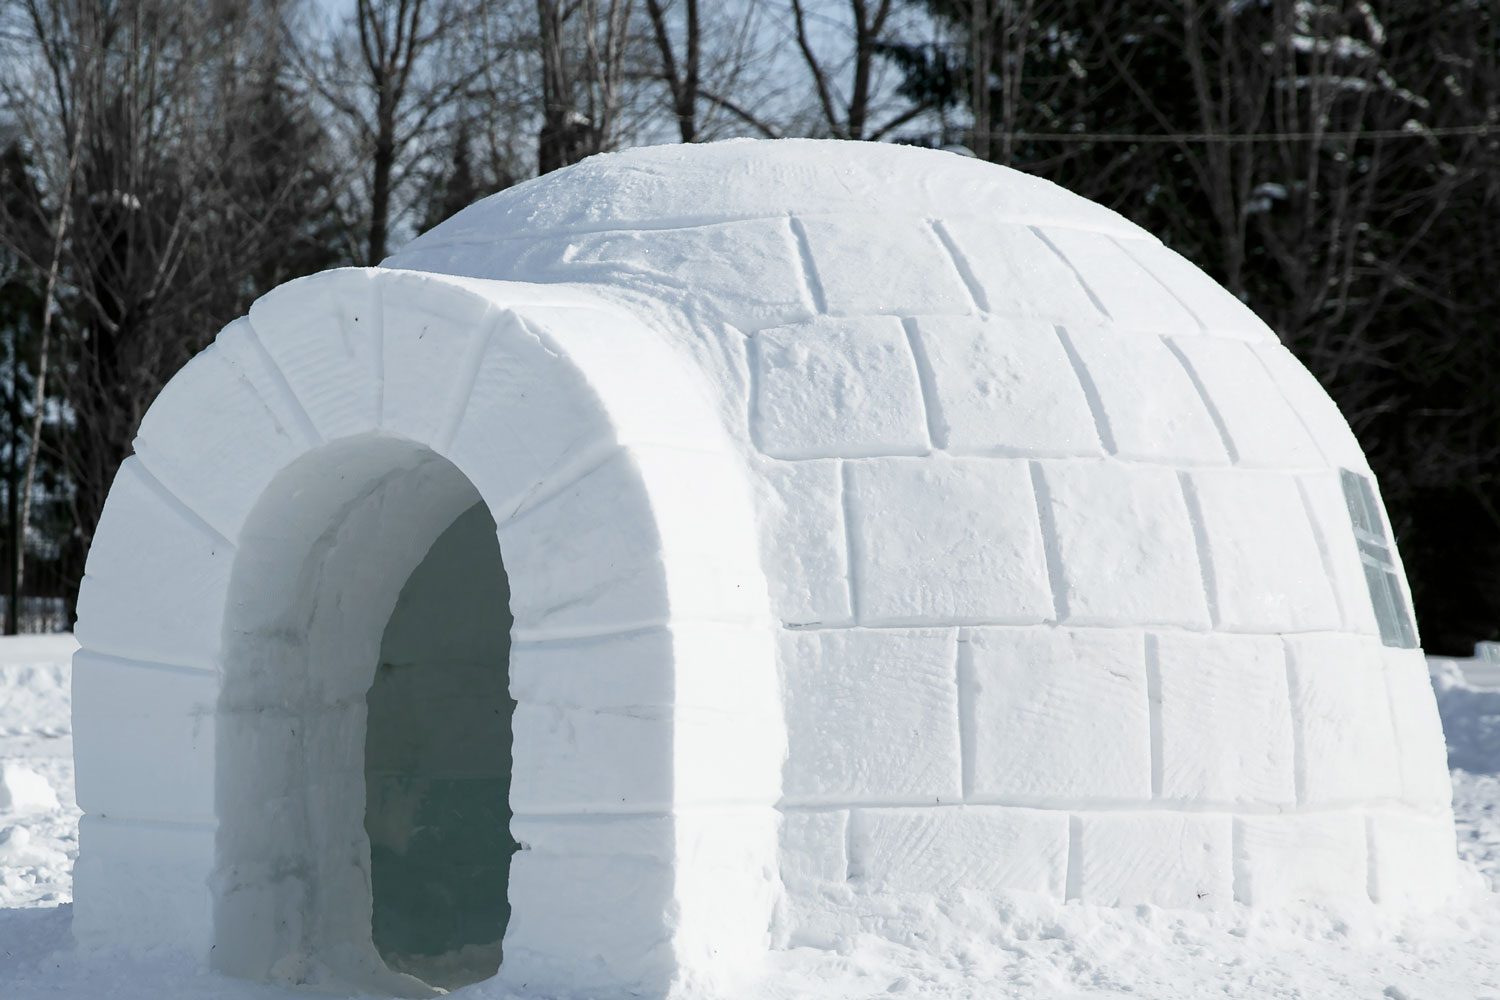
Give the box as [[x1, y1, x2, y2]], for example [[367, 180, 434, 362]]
[[936, 124, 1496, 144]]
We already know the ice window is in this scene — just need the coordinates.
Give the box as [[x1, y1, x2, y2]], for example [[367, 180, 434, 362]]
[[1340, 469, 1416, 648]]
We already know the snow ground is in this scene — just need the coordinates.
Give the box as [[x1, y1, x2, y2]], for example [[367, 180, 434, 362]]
[[2, 634, 1498, 999]]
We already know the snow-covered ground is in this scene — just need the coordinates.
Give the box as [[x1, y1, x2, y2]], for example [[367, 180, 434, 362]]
[[2, 634, 1499, 999]]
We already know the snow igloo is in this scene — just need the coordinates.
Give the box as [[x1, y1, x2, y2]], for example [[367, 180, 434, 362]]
[[71, 139, 1455, 997]]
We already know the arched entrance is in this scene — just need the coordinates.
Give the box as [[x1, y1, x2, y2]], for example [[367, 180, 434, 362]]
[[212, 437, 514, 995], [70, 269, 784, 998]]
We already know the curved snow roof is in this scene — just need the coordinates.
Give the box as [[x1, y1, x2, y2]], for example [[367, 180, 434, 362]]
[[396, 138, 1150, 241]]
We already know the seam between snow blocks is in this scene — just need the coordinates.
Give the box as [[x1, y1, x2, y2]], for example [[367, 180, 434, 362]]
[[929, 218, 991, 314], [1145, 633, 1165, 799], [775, 795, 1428, 817], [1065, 814, 1084, 901], [1111, 235, 1209, 333], [1053, 324, 1117, 454], [1177, 472, 1221, 627], [788, 215, 828, 315], [844, 808, 857, 882], [839, 460, 861, 624], [435, 305, 503, 453], [1030, 226, 1112, 321], [1246, 342, 1335, 468], [745, 330, 766, 453], [1281, 638, 1309, 805], [955, 629, 975, 801], [370, 273, 386, 428], [490, 436, 618, 526], [1028, 461, 1068, 623], [901, 317, 946, 450], [125, 458, 236, 555], [1291, 474, 1353, 632], [1164, 336, 1239, 463], [1231, 817, 1249, 903], [395, 209, 1151, 252], [244, 317, 323, 447]]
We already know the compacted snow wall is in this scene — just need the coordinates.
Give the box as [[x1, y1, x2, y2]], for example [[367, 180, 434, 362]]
[[385, 140, 1458, 946]]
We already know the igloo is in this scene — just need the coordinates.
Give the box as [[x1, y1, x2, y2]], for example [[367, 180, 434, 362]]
[[71, 139, 1454, 997]]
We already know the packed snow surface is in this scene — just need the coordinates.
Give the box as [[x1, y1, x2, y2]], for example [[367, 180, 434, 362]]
[[2, 634, 1499, 999]]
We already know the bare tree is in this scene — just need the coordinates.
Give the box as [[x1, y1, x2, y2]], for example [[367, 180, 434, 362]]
[[0, 0, 345, 622], [645, 0, 700, 141], [308, 0, 498, 261], [785, 0, 922, 139], [642, 0, 780, 140], [537, 0, 636, 173]]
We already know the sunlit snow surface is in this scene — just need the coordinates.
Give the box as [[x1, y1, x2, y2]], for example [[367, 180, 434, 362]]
[[2, 633, 1498, 999]]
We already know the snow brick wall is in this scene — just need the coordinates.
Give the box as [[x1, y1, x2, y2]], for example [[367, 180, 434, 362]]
[[73, 139, 1455, 997]]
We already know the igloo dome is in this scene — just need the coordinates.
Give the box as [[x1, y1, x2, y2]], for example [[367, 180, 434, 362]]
[[71, 139, 1454, 997]]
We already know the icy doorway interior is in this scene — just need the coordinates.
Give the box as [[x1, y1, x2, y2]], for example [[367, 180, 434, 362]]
[[365, 501, 516, 989]]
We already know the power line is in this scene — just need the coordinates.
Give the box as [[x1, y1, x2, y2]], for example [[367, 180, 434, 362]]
[[957, 124, 1495, 144]]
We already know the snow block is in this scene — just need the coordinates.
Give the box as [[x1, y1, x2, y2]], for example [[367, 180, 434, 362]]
[[1185, 468, 1341, 632], [1117, 239, 1277, 342], [1153, 632, 1295, 804], [672, 808, 781, 984], [1384, 647, 1453, 810], [74, 457, 234, 668], [1034, 228, 1198, 334], [965, 628, 1151, 801], [413, 218, 816, 332], [1072, 812, 1233, 908], [909, 315, 1102, 456], [935, 221, 1106, 325], [484, 597, 744, 811], [630, 445, 769, 625], [1233, 813, 1368, 905], [780, 628, 961, 803], [750, 316, 929, 459], [376, 270, 497, 446], [849, 806, 1067, 898], [1367, 810, 1457, 906], [1297, 471, 1382, 636], [1253, 343, 1370, 471], [754, 460, 853, 626], [1284, 633, 1402, 803], [1037, 460, 1210, 627], [133, 331, 306, 541], [773, 809, 854, 949], [503, 815, 678, 997], [1060, 324, 1227, 464], [796, 214, 972, 317], [71, 652, 218, 823], [509, 623, 774, 715], [442, 313, 617, 517], [779, 809, 849, 890], [498, 446, 762, 638], [845, 457, 1053, 625], [511, 297, 732, 456], [247, 268, 381, 442], [1169, 336, 1322, 468], [511, 702, 675, 812], [73, 814, 216, 955]]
